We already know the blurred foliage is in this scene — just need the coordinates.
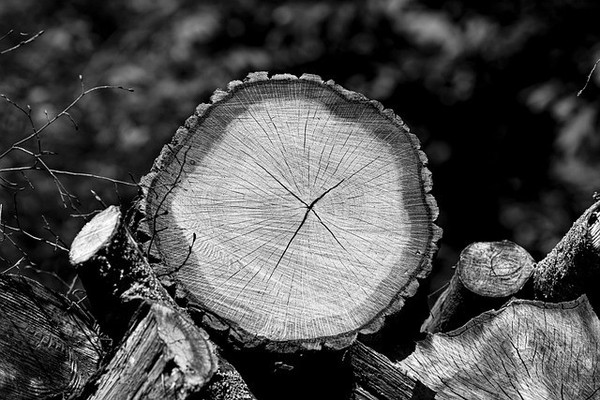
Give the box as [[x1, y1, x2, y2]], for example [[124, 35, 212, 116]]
[[1, 0, 599, 294]]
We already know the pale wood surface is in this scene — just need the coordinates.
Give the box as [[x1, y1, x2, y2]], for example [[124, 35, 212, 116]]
[[401, 296, 600, 399], [458, 240, 533, 297], [70, 205, 121, 265], [0, 274, 101, 400], [142, 72, 441, 347]]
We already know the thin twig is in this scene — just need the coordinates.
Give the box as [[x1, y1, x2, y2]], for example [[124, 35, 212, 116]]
[[578, 57, 600, 97], [0, 30, 44, 55]]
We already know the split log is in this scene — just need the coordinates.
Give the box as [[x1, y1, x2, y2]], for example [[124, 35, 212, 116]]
[[399, 296, 600, 399], [85, 302, 215, 400], [348, 342, 434, 400], [422, 240, 534, 333], [70, 206, 255, 400], [533, 199, 600, 311], [0, 274, 101, 400], [139, 71, 441, 350]]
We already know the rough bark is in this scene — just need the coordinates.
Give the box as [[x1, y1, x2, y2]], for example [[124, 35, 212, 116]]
[[0, 274, 101, 400], [533, 199, 600, 312], [70, 206, 255, 400], [422, 241, 534, 333], [139, 71, 441, 350], [399, 296, 600, 399]]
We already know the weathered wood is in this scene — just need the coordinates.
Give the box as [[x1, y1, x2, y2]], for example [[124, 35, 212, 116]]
[[348, 341, 435, 400], [533, 199, 600, 312], [0, 274, 101, 400], [70, 206, 255, 400], [140, 71, 441, 350], [399, 296, 600, 399], [422, 240, 534, 333], [86, 302, 216, 400]]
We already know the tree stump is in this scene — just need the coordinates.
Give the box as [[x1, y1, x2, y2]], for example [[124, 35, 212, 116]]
[[400, 296, 600, 399], [140, 72, 441, 349], [0, 274, 101, 400]]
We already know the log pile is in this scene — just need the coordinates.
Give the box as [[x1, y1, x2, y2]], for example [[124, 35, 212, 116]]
[[2, 72, 600, 399]]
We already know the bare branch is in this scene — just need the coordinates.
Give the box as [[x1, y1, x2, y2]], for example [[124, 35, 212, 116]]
[[0, 30, 44, 55], [578, 57, 600, 97]]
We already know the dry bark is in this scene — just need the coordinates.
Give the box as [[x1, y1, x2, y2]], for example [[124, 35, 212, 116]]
[[70, 206, 255, 400], [139, 72, 441, 350], [0, 274, 101, 400], [400, 296, 600, 399], [533, 199, 600, 312], [422, 240, 534, 333]]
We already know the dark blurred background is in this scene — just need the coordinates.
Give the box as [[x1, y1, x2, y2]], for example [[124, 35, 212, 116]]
[[1, 0, 599, 297]]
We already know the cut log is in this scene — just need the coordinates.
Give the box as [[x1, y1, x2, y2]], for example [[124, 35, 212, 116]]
[[533, 199, 600, 312], [140, 72, 441, 350], [399, 296, 600, 399], [0, 274, 101, 400], [70, 206, 255, 400], [422, 240, 534, 333]]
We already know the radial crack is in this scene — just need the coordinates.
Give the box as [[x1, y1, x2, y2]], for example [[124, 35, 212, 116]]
[[268, 178, 346, 280]]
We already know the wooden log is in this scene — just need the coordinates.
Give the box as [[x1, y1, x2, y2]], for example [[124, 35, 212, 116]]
[[70, 206, 255, 400], [0, 274, 101, 400], [533, 199, 600, 312], [422, 240, 534, 333], [85, 302, 216, 400], [348, 342, 435, 400], [399, 295, 600, 399], [139, 71, 441, 350]]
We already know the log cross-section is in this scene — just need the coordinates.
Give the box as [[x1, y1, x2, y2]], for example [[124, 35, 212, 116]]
[[141, 72, 441, 349]]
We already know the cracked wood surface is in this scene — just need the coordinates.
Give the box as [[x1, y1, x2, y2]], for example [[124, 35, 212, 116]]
[[141, 72, 441, 349], [0, 274, 101, 400], [400, 296, 600, 399]]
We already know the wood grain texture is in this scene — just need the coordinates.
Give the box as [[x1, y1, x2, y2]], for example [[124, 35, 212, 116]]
[[458, 240, 533, 298], [0, 274, 101, 400], [349, 341, 423, 400], [70, 206, 256, 400], [88, 303, 216, 400], [422, 241, 534, 333], [141, 72, 441, 349], [400, 296, 600, 399]]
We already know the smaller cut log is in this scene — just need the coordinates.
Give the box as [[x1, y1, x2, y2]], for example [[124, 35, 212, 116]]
[[70, 206, 255, 400], [399, 295, 600, 399], [422, 240, 533, 333], [0, 274, 101, 400], [348, 341, 434, 400], [533, 199, 600, 312]]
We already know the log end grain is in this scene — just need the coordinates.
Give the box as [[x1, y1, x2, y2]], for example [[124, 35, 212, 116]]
[[140, 72, 442, 350], [401, 296, 600, 399]]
